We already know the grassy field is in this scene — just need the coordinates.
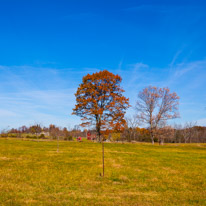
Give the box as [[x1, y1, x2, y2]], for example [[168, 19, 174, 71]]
[[0, 138, 205, 206]]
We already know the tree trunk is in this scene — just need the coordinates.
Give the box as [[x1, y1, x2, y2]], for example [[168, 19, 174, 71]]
[[150, 123, 155, 144], [95, 115, 101, 142], [150, 130, 154, 144], [96, 125, 101, 142]]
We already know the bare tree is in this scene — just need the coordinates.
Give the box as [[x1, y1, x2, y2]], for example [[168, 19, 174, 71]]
[[124, 116, 140, 142], [182, 122, 197, 143], [136, 86, 180, 144]]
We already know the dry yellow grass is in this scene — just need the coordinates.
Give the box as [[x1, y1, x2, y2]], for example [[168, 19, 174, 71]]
[[0, 138, 205, 205]]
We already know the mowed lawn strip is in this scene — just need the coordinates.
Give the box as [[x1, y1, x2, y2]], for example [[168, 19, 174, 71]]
[[0, 139, 205, 206]]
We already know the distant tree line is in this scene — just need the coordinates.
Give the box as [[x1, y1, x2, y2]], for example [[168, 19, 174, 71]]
[[1, 122, 206, 144], [0, 124, 85, 141], [121, 120, 206, 144]]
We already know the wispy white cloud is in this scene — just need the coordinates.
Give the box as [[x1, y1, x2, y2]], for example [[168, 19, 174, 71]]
[[165, 59, 206, 89], [117, 59, 206, 125], [169, 49, 183, 68], [122, 62, 149, 89], [0, 61, 206, 129], [0, 89, 77, 129], [174, 60, 206, 78], [0, 65, 91, 129]]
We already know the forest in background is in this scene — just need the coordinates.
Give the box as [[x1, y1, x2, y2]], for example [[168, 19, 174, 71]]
[[1, 122, 206, 144]]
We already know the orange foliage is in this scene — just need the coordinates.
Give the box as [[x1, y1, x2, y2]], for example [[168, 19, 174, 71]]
[[72, 70, 130, 140]]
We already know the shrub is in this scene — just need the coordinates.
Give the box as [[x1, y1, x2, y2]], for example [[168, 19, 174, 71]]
[[39, 134, 45, 139], [26, 135, 37, 139], [0, 133, 7, 138], [7, 133, 17, 138], [64, 135, 73, 141]]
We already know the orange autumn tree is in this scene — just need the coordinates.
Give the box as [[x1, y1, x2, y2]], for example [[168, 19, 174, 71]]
[[136, 86, 180, 144], [72, 70, 130, 142]]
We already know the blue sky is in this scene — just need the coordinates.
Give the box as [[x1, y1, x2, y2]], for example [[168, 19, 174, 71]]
[[0, 0, 206, 130]]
